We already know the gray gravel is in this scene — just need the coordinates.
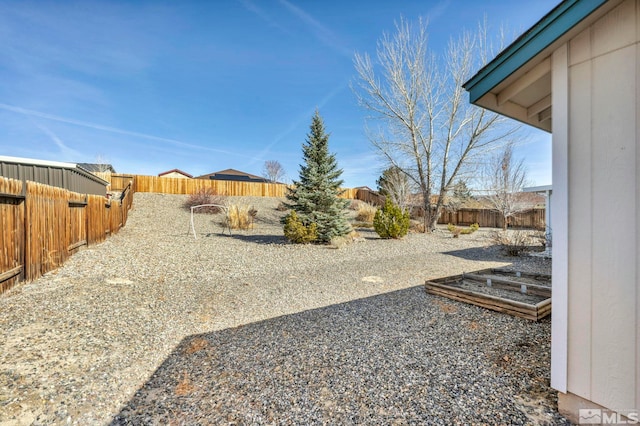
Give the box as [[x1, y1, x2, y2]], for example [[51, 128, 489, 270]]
[[0, 192, 563, 425], [453, 279, 549, 304]]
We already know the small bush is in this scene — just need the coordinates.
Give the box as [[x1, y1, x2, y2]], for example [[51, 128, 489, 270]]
[[249, 207, 258, 220], [373, 199, 410, 239], [447, 223, 462, 238], [283, 211, 317, 244], [532, 230, 548, 248], [225, 204, 255, 230], [275, 201, 288, 212], [491, 230, 531, 256], [410, 220, 425, 233], [329, 230, 362, 249], [447, 222, 479, 238], [355, 202, 377, 223], [183, 188, 225, 214]]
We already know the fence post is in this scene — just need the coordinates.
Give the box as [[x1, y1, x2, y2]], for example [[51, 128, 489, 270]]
[[21, 190, 27, 284]]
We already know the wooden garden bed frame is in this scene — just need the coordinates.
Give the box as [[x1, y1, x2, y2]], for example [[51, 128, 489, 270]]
[[425, 268, 552, 321]]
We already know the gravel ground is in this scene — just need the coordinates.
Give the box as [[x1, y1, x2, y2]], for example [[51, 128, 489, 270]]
[[0, 193, 564, 425]]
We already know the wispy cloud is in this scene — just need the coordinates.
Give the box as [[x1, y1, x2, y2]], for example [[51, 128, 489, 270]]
[[29, 118, 82, 160], [426, 0, 451, 23], [0, 2, 165, 79], [0, 103, 235, 156], [237, 0, 292, 35], [278, 0, 352, 57]]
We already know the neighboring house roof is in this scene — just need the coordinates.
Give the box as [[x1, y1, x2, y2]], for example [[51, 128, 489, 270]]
[[195, 168, 269, 183], [158, 169, 193, 178], [462, 0, 614, 132], [77, 163, 117, 173], [524, 185, 552, 193]]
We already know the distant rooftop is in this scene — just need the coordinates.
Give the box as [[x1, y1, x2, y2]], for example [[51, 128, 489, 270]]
[[158, 168, 193, 178], [195, 168, 269, 183], [77, 163, 117, 173]]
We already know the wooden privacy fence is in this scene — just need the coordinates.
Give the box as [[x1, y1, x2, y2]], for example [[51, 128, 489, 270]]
[[0, 178, 24, 294], [96, 173, 359, 199], [355, 188, 385, 205], [438, 208, 545, 230], [0, 176, 134, 295]]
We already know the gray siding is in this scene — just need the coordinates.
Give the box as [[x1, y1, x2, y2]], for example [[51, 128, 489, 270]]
[[562, 0, 639, 410], [0, 160, 107, 195]]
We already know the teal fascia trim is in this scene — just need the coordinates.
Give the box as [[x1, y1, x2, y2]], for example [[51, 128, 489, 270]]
[[464, 0, 607, 104]]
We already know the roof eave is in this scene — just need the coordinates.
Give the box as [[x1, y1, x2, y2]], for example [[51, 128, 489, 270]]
[[463, 0, 607, 105]]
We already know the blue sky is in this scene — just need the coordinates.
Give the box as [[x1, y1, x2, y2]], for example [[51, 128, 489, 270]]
[[0, 0, 557, 188]]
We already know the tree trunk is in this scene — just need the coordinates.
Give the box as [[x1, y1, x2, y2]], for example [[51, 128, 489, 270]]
[[427, 206, 440, 232]]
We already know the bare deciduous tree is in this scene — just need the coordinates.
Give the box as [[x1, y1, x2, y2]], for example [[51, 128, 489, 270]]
[[262, 160, 286, 183], [94, 154, 113, 173], [376, 166, 412, 210], [353, 18, 517, 232], [485, 143, 530, 230]]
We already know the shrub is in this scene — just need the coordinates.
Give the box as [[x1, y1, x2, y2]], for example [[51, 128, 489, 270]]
[[373, 199, 410, 239], [283, 211, 317, 243], [447, 222, 479, 238], [249, 207, 258, 220], [225, 204, 255, 230], [329, 230, 363, 249], [532, 230, 548, 248], [491, 230, 531, 256], [447, 223, 462, 238], [410, 220, 425, 233], [355, 202, 378, 223], [275, 201, 288, 212], [183, 188, 225, 214]]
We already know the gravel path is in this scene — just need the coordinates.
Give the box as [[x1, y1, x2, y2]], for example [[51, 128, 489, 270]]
[[0, 193, 563, 425]]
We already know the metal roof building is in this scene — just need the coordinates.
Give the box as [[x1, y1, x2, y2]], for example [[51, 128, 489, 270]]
[[0, 155, 109, 195]]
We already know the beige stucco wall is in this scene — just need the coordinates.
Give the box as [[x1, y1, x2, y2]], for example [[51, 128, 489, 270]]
[[160, 172, 190, 179], [557, 0, 639, 412]]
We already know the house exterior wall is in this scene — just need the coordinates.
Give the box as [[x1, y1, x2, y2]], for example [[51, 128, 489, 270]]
[[551, 44, 569, 395], [553, 0, 639, 413]]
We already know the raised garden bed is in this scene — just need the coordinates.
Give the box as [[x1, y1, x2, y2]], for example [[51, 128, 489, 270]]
[[425, 268, 551, 321]]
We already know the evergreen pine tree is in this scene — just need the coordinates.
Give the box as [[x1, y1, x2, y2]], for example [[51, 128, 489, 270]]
[[284, 111, 351, 243]]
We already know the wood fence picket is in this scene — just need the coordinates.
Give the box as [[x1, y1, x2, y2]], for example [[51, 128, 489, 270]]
[[0, 176, 133, 295]]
